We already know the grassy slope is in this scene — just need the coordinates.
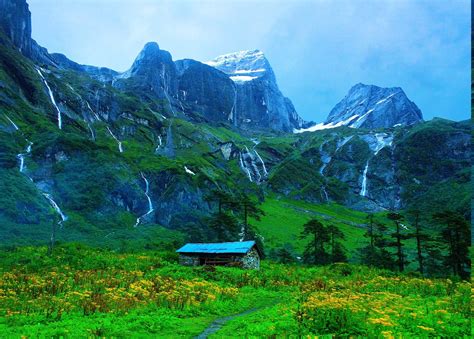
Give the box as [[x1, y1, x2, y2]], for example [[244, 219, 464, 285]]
[[252, 197, 367, 257], [252, 197, 424, 269]]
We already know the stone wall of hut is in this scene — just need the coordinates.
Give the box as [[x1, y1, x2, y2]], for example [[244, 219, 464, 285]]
[[179, 254, 199, 266], [238, 248, 260, 270]]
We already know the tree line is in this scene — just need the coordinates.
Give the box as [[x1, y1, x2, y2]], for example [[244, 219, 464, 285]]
[[184, 189, 470, 280], [275, 209, 470, 280]]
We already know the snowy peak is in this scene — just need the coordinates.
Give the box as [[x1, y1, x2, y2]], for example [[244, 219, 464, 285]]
[[326, 83, 423, 129], [295, 83, 423, 133], [204, 49, 273, 83]]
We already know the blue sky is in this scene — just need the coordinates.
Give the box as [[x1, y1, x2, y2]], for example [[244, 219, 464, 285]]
[[28, 0, 470, 122]]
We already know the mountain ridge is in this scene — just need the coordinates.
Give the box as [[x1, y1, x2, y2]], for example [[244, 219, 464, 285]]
[[0, 0, 469, 249]]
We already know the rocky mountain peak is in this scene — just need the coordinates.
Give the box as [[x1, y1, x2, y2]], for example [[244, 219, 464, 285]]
[[326, 83, 423, 129], [204, 49, 274, 83], [118, 41, 173, 79], [296, 83, 423, 133]]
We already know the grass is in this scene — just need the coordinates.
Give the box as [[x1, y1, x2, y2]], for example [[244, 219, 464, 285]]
[[0, 245, 470, 338], [252, 197, 368, 257]]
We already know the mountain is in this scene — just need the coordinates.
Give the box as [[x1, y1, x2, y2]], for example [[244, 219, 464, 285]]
[[204, 50, 305, 132], [296, 83, 423, 132], [175, 58, 236, 123], [0, 0, 469, 250]]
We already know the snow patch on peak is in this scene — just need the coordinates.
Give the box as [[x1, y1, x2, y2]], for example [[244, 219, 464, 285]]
[[204, 49, 269, 83], [230, 75, 258, 82], [294, 114, 359, 133]]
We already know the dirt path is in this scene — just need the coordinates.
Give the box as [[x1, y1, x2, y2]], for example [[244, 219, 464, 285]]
[[195, 307, 260, 339]]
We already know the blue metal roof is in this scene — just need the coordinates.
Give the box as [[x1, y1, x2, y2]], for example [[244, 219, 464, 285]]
[[176, 241, 256, 254]]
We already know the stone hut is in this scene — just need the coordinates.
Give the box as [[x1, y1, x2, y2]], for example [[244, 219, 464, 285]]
[[176, 241, 262, 270]]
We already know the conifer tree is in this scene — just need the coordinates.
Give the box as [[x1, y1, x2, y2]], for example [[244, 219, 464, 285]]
[[432, 210, 470, 279], [327, 224, 347, 262], [300, 219, 330, 265]]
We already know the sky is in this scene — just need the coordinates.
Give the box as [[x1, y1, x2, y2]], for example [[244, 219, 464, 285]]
[[28, 0, 470, 123]]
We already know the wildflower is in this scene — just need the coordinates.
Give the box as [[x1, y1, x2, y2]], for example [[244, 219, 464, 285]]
[[417, 325, 435, 331]]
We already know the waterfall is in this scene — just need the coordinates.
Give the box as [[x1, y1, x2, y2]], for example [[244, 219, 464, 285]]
[[321, 186, 329, 202], [14, 134, 67, 225], [134, 173, 154, 228], [106, 127, 123, 153], [336, 136, 353, 151], [254, 150, 268, 176], [319, 142, 331, 175], [360, 161, 369, 197], [358, 132, 394, 198], [155, 135, 163, 152], [36, 68, 63, 130], [5, 115, 19, 130], [85, 100, 101, 121], [184, 166, 196, 175], [142, 173, 153, 215], [161, 65, 175, 116], [239, 152, 253, 182], [67, 83, 101, 121], [87, 124, 96, 141], [18, 155, 25, 173], [374, 133, 393, 155], [239, 146, 268, 183], [245, 146, 262, 182], [43, 193, 68, 224], [17, 141, 33, 173], [229, 85, 237, 122]]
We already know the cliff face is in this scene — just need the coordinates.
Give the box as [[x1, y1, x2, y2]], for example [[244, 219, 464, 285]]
[[0, 0, 32, 54], [175, 58, 236, 123], [204, 50, 305, 132], [325, 84, 423, 129], [296, 83, 424, 133]]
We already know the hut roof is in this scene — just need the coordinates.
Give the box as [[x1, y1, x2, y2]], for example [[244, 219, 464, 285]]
[[176, 241, 258, 255]]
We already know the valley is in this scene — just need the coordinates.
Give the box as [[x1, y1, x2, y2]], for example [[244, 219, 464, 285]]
[[0, 0, 470, 337]]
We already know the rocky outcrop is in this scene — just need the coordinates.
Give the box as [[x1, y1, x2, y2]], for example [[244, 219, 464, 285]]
[[0, 0, 32, 54], [296, 83, 423, 132], [326, 83, 423, 129], [175, 59, 236, 123], [114, 42, 178, 108], [0, 0, 54, 65], [204, 50, 305, 132], [51, 53, 118, 82]]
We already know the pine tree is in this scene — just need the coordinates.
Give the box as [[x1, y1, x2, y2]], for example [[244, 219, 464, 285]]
[[327, 224, 347, 262], [204, 189, 237, 214], [300, 219, 330, 265], [275, 246, 295, 264], [387, 212, 410, 272], [407, 209, 430, 275], [359, 217, 396, 269], [208, 212, 240, 242], [433, 210, 470, 279]]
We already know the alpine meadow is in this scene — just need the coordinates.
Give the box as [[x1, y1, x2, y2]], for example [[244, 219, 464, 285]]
[[0, 0, 471, 337]]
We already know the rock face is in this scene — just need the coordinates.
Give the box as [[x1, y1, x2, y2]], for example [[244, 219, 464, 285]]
[[325, 83, 423, 129], [0, 0, 32, 54], [0, 0, 54, 65], [114, 42, 178, 105], [296, 83, 423, 133], [204, 50, 305, 132], [50, 53, 118, 82], [175, 59, 236, 123]]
